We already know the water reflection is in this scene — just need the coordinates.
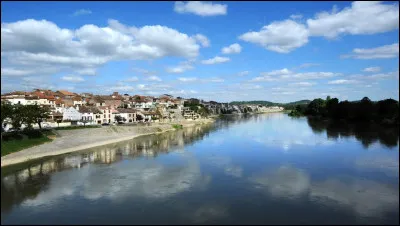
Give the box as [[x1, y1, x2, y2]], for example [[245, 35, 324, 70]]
[[1, 113, 398, 224], [307, 118, 399, 149], [1, 124, 216, 214], [249, 165, 399, 218]]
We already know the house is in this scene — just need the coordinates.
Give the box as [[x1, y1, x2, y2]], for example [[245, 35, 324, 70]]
[[78, 106, 102, 125], [182, 107, 200, 120], [56, 90, 76, 98], [62, 107, 82, 123], [116, 108, 137, 123], [72, 96, 83, 106], [97, 106, 113, 124]]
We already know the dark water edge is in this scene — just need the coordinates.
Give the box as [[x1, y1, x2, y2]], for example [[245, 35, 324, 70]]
[[1, 113, 399, 225]]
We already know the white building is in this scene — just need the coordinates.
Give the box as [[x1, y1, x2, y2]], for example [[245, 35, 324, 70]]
[[62, 107, 82, 121]]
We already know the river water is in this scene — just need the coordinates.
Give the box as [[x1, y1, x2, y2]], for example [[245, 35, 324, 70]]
[[1, 113, 399, 224]]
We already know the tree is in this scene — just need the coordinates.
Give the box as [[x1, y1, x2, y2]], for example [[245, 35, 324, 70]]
[[9, 104, 25, 131], [30, 105, 50, 130], [306, 98, 326, 116], [114, 115, 123, 123], [1, 102, 13, 132], [136, 114, 144, 121], [56, 119, 62, 128]]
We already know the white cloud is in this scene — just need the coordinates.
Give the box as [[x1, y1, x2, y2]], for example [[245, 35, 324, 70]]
[[290, 14, 303, 20], [174, 1, 227, 16], [221, 43, 242, 54], [1, 68, 34, 76], [298, 63, 320, 69], [204, 77, 224, 83], [61, 75, 85, 82], [166, 60, 194, 73], [1, 19, 205, 82], [146, 76, 162, 82], [72, 9, 92, 16], [307, 1, 399, 39], [239, 20, 309, 53], [124, 76, 139, 82], [194, 34, 210, 47], [252, 68, 341, 82], [342, 43, 399, 59], [281, 72, 341, 80], [178, 77, 198, 82], [75, 68, 96, 75], [132, 67, 157, 76], [289, 82, 316, 86], [328, 79, 359, 84], [237, 71, 250, 76], [363, 67, 381, 72], [201, 56, 230, 65], [261, 68, 293, 76]]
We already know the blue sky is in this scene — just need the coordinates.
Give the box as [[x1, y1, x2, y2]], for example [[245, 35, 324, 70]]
[[1, 1, 399, 102]]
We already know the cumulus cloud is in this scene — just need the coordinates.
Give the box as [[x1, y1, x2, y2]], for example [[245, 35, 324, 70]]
[[61, 75, 85, 82], [328, 79, 359, 84], [290, 14, 303, 20], [237, 71, 250, 76], [194, 34, 210, 47], [201, 56, 230, 65], [1, 68, 34, 77], [124, 76, 139, 82], [221, 43, 242, 54], [251, 69, 341, 82], [146, 76, 162, 82], [289, 82, 316, 86], [166, 60, 194, 73], [249, 165, 310, 199], [72, 9, 92, 16], [132, 67, 157, 76], [341, 43, 399, 59], [1, 18, 206, 83], [174, 1, 227, 16], [307, 1, 399, 39], [363, 66, 381, 72], [239, 20, 309, 53], [178, 77, 198, 82]]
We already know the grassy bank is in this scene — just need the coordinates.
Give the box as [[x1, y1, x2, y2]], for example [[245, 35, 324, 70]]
[[1, 130, 55, 156]]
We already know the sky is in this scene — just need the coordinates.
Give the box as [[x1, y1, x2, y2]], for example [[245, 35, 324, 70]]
[[1, 1, 399, 103]]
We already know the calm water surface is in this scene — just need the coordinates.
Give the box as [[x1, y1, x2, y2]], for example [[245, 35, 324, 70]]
[[1, 113, 399, 224]]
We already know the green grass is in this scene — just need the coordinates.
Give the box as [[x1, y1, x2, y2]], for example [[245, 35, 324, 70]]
[[172, 124, 183, 129], [54, 125, 101, 130], [1, 135, 52, 157]]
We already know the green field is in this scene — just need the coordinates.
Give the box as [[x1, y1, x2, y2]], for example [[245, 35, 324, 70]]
[[1, 130, 55, 156]]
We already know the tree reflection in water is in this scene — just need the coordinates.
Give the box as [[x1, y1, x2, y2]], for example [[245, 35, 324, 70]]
[[307, 118, 399, 148]]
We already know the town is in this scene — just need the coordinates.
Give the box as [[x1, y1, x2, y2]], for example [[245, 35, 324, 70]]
[[1, 89, 284, 131]]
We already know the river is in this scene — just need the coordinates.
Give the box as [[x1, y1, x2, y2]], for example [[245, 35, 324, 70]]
[[1, 113, 399, 224]]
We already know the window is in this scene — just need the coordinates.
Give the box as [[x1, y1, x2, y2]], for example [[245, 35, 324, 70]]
[[108, 114, 111, 118], [129, 114, 131, 117]]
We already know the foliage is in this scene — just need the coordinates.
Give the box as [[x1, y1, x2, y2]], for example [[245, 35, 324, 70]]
[[291, 96, 399, 125], [136, 114, 144, 121], [1, 101, 13, 130], [1, 130, 55, 156], [114, 115, 123, 123], [172, 124, 183, 129]]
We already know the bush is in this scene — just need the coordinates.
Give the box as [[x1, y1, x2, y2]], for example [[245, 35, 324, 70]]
[[172, 124, 183, 129]]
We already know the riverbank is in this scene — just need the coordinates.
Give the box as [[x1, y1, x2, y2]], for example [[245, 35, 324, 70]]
[[1, 118, 215, 167]]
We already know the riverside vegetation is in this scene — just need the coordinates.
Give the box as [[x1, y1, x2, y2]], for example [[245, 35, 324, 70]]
[[288, 96, 399, 125]]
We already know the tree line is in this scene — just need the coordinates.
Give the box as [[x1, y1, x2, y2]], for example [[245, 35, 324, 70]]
[[1, 102, 50, 132], [289, 96, 399, 125]]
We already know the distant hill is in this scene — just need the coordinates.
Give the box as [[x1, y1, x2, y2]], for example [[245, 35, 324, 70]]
[[230, 100, 311, 106]]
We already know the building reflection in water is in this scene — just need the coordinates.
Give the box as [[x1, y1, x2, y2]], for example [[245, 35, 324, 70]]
[[1, 123, 218, 214]]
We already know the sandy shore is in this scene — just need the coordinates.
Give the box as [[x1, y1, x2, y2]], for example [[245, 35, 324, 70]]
[[1, 118, 214, 167]]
